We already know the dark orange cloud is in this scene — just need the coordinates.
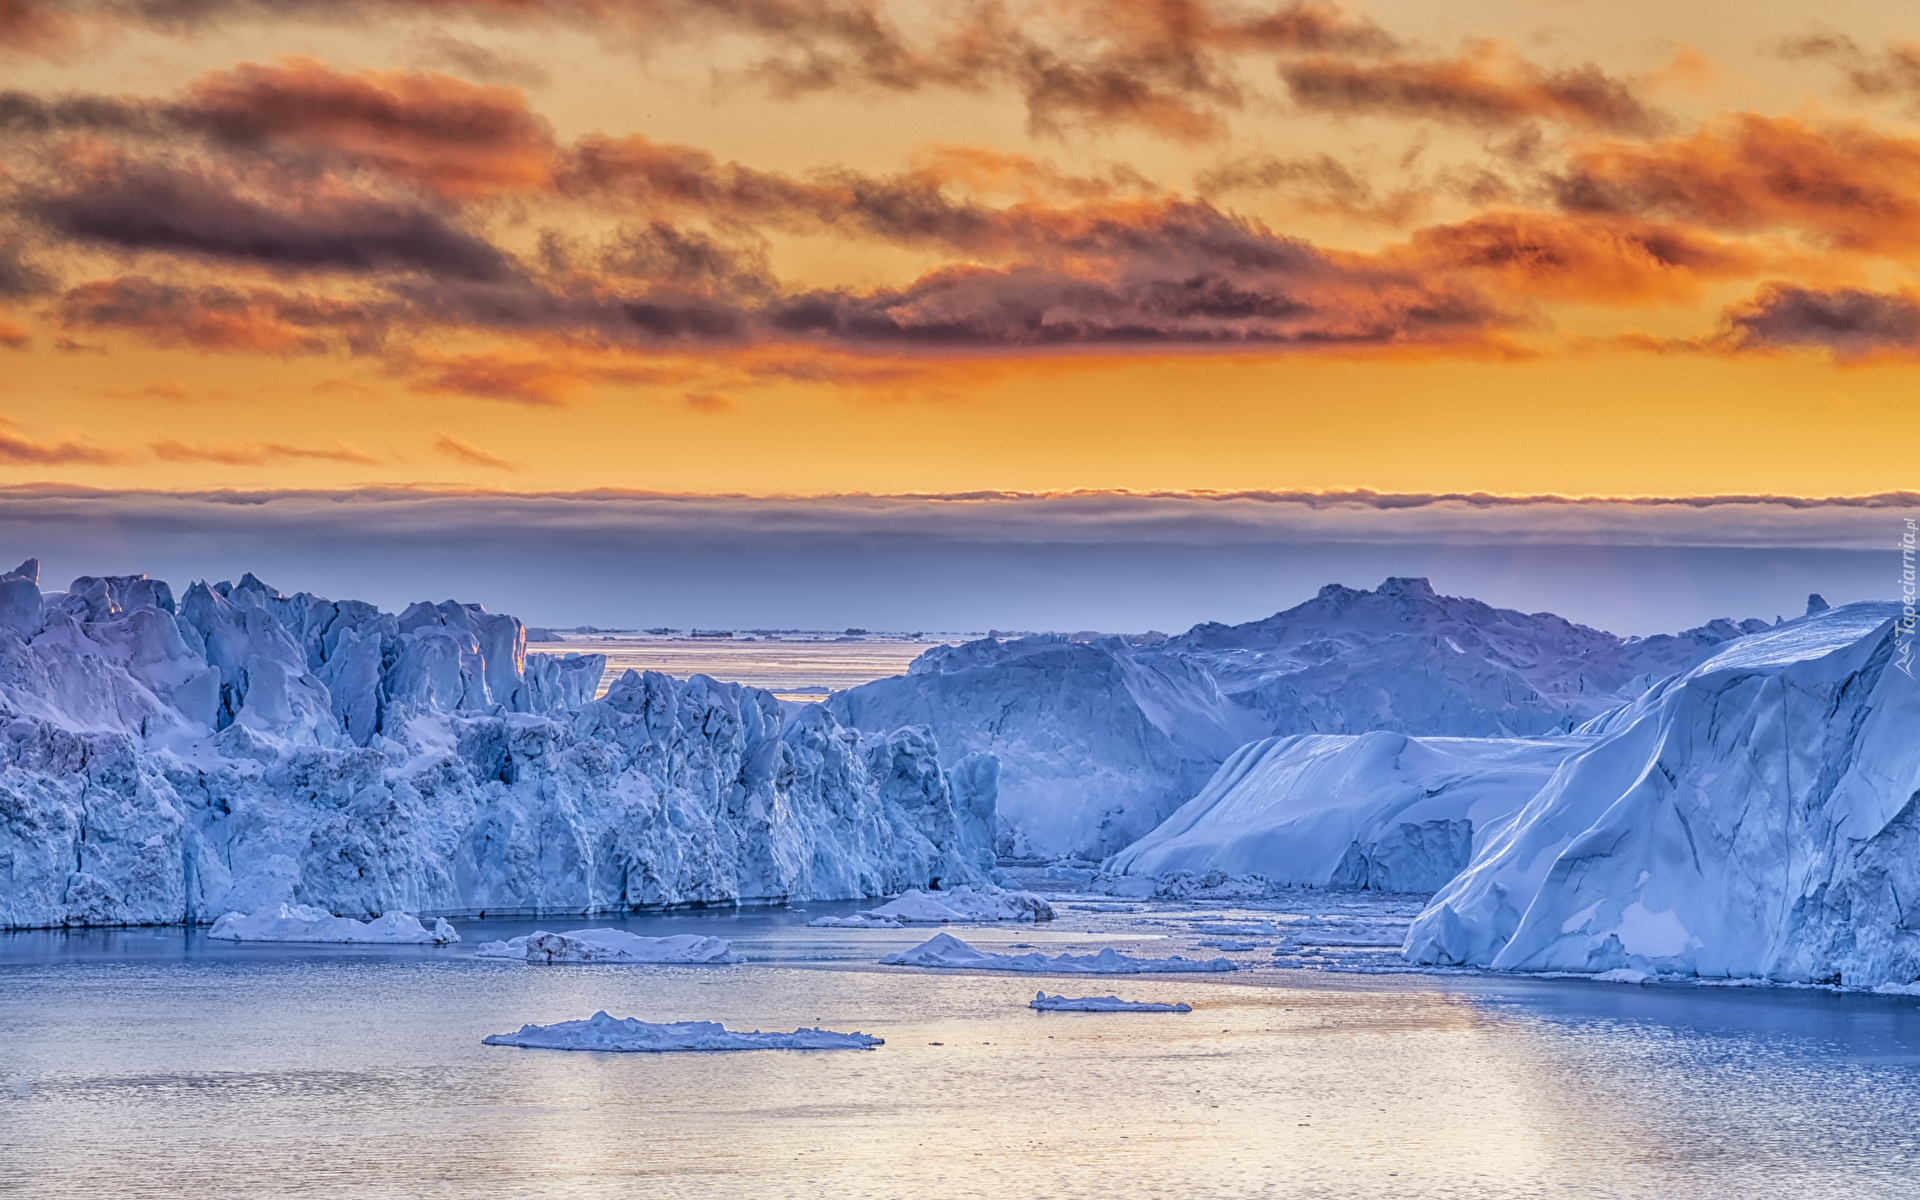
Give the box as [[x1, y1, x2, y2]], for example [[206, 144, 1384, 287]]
[[182, 58, 557, 200], [1555, 114, 1920, 253], [1720, 283, 1920, 359], [1779, 32, 1920, 111], [0, 421, 117, 463], [58, 277, 384, 353], [1282, 40, 1662, 132]]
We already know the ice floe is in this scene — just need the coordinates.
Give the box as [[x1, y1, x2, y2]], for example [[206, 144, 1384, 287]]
[[473, 929, 742, 963], [206, 903, 459, 944], [482, 1011, 881, 1052], [807, 886, 1054, 927], [879, 932, 1235, 974], [1030, 991, 1192, 1012]]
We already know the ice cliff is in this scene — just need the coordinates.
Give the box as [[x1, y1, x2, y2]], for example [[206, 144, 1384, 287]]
[[832, 577, 1760, 859], [1105, 733, 1582, 892], [1405, 602, 1920, 988], [0, 562, 996, 929]]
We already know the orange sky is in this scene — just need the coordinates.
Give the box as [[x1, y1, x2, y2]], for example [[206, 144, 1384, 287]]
[[3, 0, 1917, 497]]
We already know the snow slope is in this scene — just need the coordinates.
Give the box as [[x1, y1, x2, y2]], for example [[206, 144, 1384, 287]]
[[1105, 733, 1582, 891], [1405, 602, 1920, 988], [833, 577, 1758, 859], [0, 562, 996, 929]]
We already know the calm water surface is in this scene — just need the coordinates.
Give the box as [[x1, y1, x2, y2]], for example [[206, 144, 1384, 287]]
[[4, 904, 1919, 1199]]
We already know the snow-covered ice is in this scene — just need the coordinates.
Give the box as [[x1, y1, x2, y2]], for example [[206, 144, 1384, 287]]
[[0, 565, 999, 930], [1106, 732, 1579, 891], [1405, 603, 1920, 989], [473, 929, 742, 963], [1030, 991, 1192, 1012], [207, 903, 460, 944], [879, 932, 1235, 974], [832, 577, 1758, 859], [482, 1011, 882, 1052], [807, 886, 1054, 927]]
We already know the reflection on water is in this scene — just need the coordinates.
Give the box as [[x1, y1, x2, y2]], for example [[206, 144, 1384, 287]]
[[4, 908, 1919, 1199]]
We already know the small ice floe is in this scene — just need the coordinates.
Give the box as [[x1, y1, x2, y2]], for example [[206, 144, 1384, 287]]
[[483, 1011, 881, 1052], [1067, 903, 1139, 913], [207, 904, 459, 944], [474, 929, 742, 964], [1197, 939, 1260, 951], [1592, 968, 1653, 984], [1031, 991, 1192, 1013], [1872, 982, 1920, 996], [807, 887, 1054, 928], [879, 932, 1235, 974]]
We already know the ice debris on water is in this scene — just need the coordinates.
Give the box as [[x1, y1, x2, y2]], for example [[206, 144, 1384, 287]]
[[1031, 991, 1192, 1012], [879, 932, 1235, 974], [207, 903, 459, 944], [482, 1011, 882, 1052], [473, 929, 742, 963], [807, 886, 1053, 927]]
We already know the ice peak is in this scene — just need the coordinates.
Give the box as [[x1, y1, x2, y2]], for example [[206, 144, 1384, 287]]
[[5, 558, 38, 584], [1376, 576, 1438, 600], [1807, 593, 1831, 615]]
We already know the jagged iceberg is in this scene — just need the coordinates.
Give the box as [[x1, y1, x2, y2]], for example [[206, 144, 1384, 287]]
[[1405, 603, 1920, 989], [832, 577, 1759, 859], [879, 932, 1236, 973], [482, 1012, 883, 1052], [0, 562, 997, 929], [806, 886, 1054, 927], [1106, 733, 1582, 891], [473, 929, 742, 963], [1030, 991, 1192, 1012], [207, 903, 460, 943]]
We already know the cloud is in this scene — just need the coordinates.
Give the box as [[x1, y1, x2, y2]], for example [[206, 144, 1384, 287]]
[[26, 153, 513, 279], [1720, 283, 1920, 358], [409, 32, 552, 90], [0, 314, 30, 348], [682, 390, 737, 413], [0, 427, 118, 463], [431, 433, 515, 469], [1281, 41, 1662, 132], [150, 438, 380, 464], [1779, 31, 1920, 111], [1554, 114, 1920, 253], [58, 276, 385, 353]]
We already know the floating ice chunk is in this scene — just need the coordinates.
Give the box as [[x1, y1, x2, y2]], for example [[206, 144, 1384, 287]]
[[1591, 968, 1653, 984], [473, 929, 742, 963], [207, 903, 460, 944], [1031, 991, 1192, 1012], [1871, 982, 1920, 996], [807, 886, 1054, 927], [482, 1011, 881, 1052], [1197, 939, 1259, 951], [879, 932, 1235, 974]]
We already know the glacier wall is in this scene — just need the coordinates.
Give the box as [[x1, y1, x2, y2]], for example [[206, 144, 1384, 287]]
[[1405, 602, 1920, 988], [0, 562, 994, 928]]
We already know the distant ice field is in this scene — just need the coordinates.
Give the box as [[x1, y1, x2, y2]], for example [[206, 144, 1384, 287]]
[[6, 898, 1920, 1200], [532, 635, 956, 700]]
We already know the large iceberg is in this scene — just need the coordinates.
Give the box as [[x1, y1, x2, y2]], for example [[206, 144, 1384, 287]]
[[1405, 603, 1920, 989], [0, 562, 996, 929], [207, 903, 460, 944], [483, 1012, 882, 1052], [832, 577, 1760, 859], [1105, 733, 1582, 891]]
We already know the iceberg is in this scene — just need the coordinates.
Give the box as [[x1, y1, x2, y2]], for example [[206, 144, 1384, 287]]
[[1105, 733, 1581, 891], [0, 565, 998, 930], [206, 903, 460, 944], [482, 1011, 882, 1052], [473, 929, 742, 963], [1404, 603, 1920, 989], [1030, 991, 1192, 1012], [833, 577, 1759, 859], [879, 932, 1236, 974], [807, 886, 1054, 927]]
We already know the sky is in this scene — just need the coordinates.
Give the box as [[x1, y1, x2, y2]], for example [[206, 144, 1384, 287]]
[[1, 0, 1917, 630]]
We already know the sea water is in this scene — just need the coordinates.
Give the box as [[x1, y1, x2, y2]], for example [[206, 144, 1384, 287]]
[[4, 903, 1919, 1199]]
